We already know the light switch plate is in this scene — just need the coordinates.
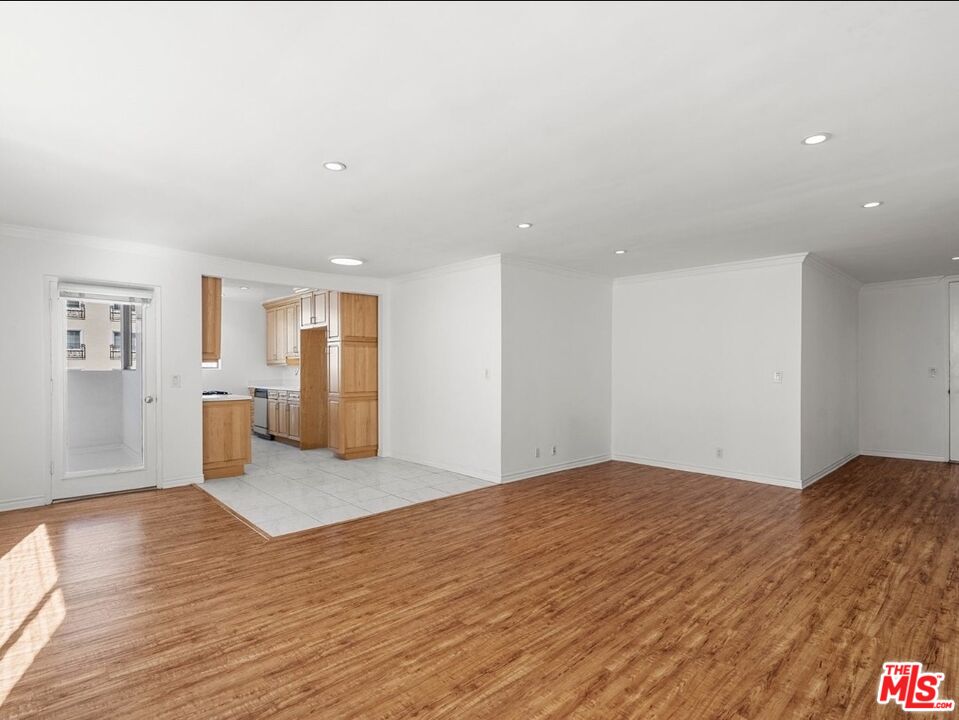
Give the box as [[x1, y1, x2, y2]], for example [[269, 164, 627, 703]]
[[772, 371, 784, 384]]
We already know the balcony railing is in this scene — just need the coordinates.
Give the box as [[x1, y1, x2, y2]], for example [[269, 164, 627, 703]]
[[67, 344, 86, 359], [66, 303, 86, 319], [110, 345, 136, 361], [111, 305, 139, 322]]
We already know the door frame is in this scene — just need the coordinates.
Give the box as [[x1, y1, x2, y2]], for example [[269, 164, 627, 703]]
[[948, 278, 959, 462], [44, 277, 163, 501]]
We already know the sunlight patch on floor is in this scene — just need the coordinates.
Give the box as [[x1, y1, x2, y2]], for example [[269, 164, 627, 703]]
[[0, 524, 65, 706]]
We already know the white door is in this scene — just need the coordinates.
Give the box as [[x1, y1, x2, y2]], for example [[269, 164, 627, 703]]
[[51, 282, 158, 499], [950, 282, 959, 461]]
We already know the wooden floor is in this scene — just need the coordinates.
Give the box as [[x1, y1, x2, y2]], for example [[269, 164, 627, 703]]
[[1, 457, 957, 719]]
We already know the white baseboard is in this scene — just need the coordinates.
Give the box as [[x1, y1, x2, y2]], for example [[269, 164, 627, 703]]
[[161, 474, 205, 489], [384, 453, 501, 484], [860, 450, 948, 463], [0, 495, 49, 512], [500, 454, 611, 483], [611, 453, 802, 490], [802, 453, 858, 489]]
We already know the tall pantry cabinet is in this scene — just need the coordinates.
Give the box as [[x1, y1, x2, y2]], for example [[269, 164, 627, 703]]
[[327, 292, 378, 459]]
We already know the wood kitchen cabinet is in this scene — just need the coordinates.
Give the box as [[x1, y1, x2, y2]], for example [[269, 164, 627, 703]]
[[201, 276, 222, 362], [299, 290, 328, 329], [264, 299, 300, 365], [327, 292, 378, 459], [202, 398, 251, 479], [266, 308, 279, 364], [286, 304, 300, 358], [277, 393, 289, 437], [267, 395, 279, 431], [288, 399, 300, 441]]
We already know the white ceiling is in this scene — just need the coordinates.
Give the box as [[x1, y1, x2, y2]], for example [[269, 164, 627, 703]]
[[1, 1, 958, 282]]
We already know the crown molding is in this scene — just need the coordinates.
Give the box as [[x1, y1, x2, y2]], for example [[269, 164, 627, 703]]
[[614, 252, 808, 286], [802, 253, 863, 289], [0, 222, 388, 293], [500, 255, 611, 282], [391, 254, 503, 284], [859, 275, 944, 291]]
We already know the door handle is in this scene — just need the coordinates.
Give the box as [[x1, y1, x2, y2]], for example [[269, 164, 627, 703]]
[[144, 396, 155, 404]]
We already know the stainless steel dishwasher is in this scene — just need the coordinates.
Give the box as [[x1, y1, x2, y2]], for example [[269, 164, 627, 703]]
[[253, 388, 271, 439]]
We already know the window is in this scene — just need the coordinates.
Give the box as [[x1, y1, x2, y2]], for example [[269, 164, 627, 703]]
[[66, 329, 85, 359], [66, 299, 85, 319]]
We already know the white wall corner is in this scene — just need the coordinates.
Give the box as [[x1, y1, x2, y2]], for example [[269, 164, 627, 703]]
[[801, 452, 859, 489]]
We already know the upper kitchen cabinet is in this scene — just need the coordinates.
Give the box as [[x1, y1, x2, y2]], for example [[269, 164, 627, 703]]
[[201, 276, 222, 362], [263, 297, 300, 365], [299, 290, 328, 329], [327, 291, 377, 342]]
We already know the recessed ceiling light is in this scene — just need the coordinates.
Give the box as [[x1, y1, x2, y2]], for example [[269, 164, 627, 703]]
[[862, 201, 883, 208], [614, 250, 627, 255], [239, 286, 249, 291], [323, 161, 347, 172], [517, 222, 533, 229], [330, 257, 364, 266], [802, 132, 832, 145]]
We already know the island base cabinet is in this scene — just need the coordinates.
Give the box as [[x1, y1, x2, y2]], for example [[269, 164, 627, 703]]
[[203, 400, 252, 479]]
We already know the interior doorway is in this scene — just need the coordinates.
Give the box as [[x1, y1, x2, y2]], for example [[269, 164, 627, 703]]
[[50, 281, 158, 499]]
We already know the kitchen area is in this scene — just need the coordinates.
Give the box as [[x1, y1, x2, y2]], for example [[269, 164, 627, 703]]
[[200, 276, 380, 480], [198, 275, 492, 537]]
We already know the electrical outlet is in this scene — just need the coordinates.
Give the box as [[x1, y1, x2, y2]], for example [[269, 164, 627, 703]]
[[535, 447, 540, 458], [551, 445, 557, 456], [772, 371, 784, 384], [715, 447, 724, 459], [929, 367, 938, 379], [172, 375, 181, 388]]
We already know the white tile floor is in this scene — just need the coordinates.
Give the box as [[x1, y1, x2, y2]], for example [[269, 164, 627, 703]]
[[198, 437, 495, 536]]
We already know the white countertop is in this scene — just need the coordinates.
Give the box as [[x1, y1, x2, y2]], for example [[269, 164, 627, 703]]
[[249, 385, 300, 392], [202, 394, 252, 402]]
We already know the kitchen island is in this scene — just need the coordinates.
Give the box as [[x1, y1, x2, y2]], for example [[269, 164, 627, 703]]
[[202, 394, 252, 479]]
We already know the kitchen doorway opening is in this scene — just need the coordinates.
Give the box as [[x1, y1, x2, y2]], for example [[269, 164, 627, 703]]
[[49, 280, 159, 500]]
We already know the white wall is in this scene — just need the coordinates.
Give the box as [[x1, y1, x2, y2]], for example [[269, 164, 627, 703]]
[[859, 278, 948, 461], [389, 256, 502, 482], [500, 259, 611, 481], [0, 223, 389, 511], [612, 256, 804, 487], [800, 258, 860, 485], [201, 286, 298, 395]]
